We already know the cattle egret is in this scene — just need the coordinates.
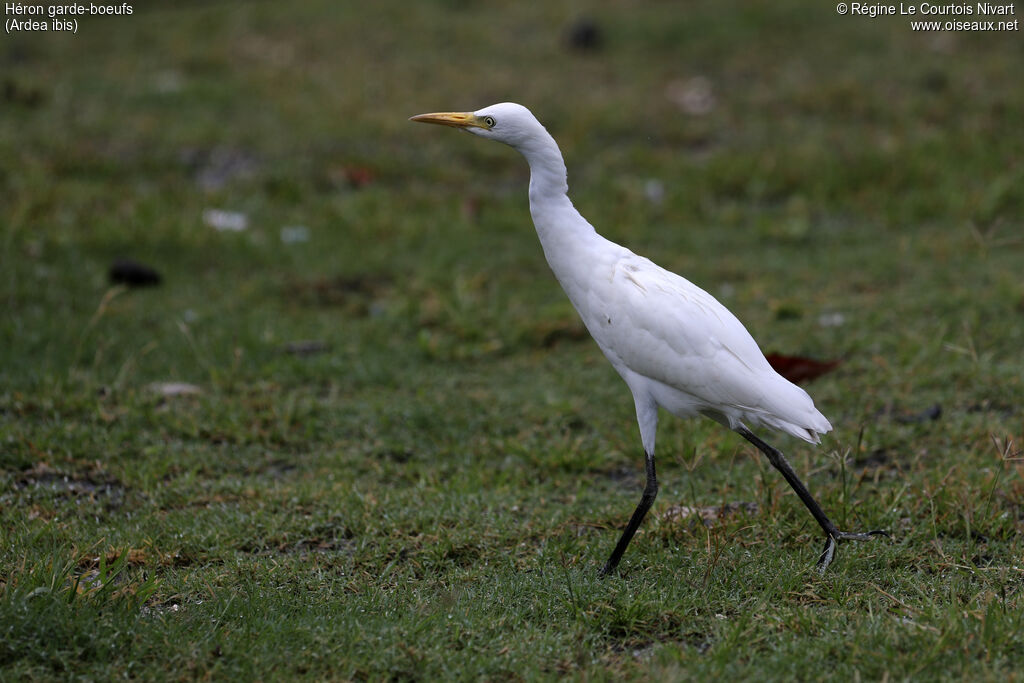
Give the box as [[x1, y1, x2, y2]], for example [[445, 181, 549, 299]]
[[411, 103, 885, 575]]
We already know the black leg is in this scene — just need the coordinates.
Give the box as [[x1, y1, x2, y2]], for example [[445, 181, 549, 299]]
[[736, 426, 887, 573], [600, 451, 658, 576]]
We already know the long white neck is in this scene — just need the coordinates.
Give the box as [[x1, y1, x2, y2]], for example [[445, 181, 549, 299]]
[[516, 130, 600, 277], [520, 129, 568, 200]]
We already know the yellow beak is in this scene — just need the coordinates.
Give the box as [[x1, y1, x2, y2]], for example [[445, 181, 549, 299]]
[[409, 111, 488, 129]]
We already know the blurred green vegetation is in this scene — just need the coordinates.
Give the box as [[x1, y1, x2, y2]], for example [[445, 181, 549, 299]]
[[2, 1, 1022, 679]]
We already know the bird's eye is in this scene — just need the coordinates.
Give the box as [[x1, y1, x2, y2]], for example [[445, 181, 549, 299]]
[[483, 116, 496, 128]]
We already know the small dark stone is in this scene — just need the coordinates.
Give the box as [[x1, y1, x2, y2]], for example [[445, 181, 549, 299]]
[[2, 78, 46, 107], [565, 18, 603, 52], [895, 403, 942, 424], [109, 259, 162, 287], [281, 340, 330, 356], [854, 449, 891, 468], [921, 69, 948, 92]]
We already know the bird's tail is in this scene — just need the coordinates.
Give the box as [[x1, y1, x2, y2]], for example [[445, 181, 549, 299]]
[[758, 377, 833, 444], [770, 413, 832, 444]]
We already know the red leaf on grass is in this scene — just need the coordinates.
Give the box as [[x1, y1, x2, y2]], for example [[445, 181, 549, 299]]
[[342, 165, 374, 189], [765, 353, 841, 384]]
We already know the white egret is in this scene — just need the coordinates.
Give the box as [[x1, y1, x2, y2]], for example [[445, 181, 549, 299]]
[[411, 103, 885, 575]]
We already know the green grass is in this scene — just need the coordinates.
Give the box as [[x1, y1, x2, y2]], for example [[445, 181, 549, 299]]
[[2, 0, 1023, 679]]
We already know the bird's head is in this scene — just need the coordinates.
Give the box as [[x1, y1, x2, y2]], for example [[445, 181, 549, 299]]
[[410, 102, 544, 150]]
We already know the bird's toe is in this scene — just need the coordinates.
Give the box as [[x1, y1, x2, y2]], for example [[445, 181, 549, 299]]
[[816, 528, 889, 573], [835, 529, 889, 542]]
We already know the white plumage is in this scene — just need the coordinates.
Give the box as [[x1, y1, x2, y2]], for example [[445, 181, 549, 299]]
[[411, 102, 883, 575]]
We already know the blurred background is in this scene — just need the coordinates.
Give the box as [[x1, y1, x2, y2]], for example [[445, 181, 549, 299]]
[[3, 1, 1022, 387], [3, 0, 1021, 389], [2, 1, 1022, 678]]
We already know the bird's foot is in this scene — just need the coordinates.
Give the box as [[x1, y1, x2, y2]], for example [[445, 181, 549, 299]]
[[816, 529, 889, 574]]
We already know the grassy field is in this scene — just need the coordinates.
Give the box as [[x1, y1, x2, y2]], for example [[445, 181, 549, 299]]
[[2, 0, 1023, 679]]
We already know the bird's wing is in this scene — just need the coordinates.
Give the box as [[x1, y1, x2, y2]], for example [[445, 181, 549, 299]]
[[581, 251, 825, 436], [600, 252, 772, 389]]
